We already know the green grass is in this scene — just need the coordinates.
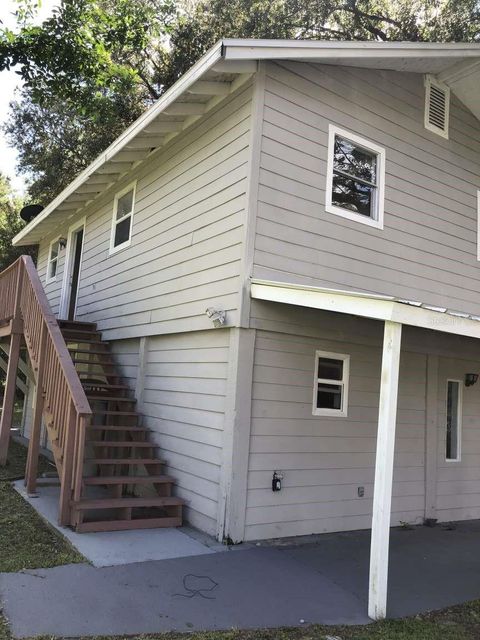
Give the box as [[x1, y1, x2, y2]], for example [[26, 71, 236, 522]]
[[0, 439, 84, 573], [0, 439, 54, 481], [0, 610, 477, 640], [0, 441, 480, 639], [0, 482, 85, 572]]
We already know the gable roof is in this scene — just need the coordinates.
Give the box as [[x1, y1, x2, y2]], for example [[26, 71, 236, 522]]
[[13, 39, 480, 246]]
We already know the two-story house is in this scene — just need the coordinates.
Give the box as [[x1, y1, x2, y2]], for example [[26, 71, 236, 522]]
[[1, 39, 480, 619]]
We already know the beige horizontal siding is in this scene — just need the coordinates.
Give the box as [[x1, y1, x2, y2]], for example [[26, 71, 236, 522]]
[[254, 61, 480, 316], [139, 329, 230, 535], [244, 305, 427, 540], [35, 82, 253, 339], [435, 356, 480, 524], [36, 236, 64, 317]]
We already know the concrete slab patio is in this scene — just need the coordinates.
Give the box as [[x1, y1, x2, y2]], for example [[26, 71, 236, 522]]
[[2, 521, 480, 637], [0, 547, 370, 638], [13, 480, 224, 567]]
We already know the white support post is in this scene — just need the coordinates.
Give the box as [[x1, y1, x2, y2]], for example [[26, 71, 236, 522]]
[[368, 320, 402, 620]]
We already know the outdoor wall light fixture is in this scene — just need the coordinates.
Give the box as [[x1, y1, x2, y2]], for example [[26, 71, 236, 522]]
[[465, 373, 479, 387], [205, 307, 226, 328], [58, 237, 68, 250]]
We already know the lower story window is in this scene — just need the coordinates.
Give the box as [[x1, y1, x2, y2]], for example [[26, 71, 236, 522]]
[[446, 379, 462, 461], [313, 350, 350, 417]]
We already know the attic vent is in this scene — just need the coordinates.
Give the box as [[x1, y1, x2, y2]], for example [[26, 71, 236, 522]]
[[425, 75, 450, 139]]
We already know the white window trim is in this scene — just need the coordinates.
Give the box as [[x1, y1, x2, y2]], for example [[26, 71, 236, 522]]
[[109, 180, 137, 256], [424, 75, 450, 140], [312, 350, 350, 417], [46, 236, 61, 284], [325, 124, 385, 230], [445, 378, 462, 462], [477, 190, 480, 262]]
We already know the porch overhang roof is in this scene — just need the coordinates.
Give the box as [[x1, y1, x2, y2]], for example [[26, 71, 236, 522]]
[[13, 39, 480, 247], [251, 279, 480, 340]]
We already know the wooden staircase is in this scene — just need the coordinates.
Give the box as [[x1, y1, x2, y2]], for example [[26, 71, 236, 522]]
[[58, 319, 183, 533]]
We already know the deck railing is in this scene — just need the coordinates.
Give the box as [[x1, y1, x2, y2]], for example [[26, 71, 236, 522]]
[[0, 256, 92, 524]]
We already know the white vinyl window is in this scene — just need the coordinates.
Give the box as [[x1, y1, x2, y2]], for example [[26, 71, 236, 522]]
[[446, 379, 462, 461], [313, 350, 350, 417], [109, 181, 136, 254], [326, 125, 385, 229], [46, 238, 60, 283], [424, 75, 450, 139]]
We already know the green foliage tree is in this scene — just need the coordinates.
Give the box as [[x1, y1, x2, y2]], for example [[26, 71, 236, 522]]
[[1, 0, 177, 203], [164, 0, 479, 84], [0, 174, 36, 271]]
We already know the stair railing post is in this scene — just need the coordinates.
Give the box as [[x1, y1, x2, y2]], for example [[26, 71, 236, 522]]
[[58, 400, 77, 526], [25, 323, 47, 494], [0, 261, 23, 465]]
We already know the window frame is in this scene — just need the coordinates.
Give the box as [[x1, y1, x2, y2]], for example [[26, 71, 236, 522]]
[[46, 237, 61, 284], [445, 378, 462, 462], [312, 350, 350, 417], [325, 124, 385, 230], [109, 180, 137, 255], [424, 75, 450, 140]]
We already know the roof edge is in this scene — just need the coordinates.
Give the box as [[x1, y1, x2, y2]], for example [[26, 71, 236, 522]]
[[13, 40, 225, 246]]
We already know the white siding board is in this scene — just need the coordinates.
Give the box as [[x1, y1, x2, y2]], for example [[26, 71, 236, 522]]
[[244, 304, 426, 540], [254, 63, 480, 316], [435, 356, 480, 524], [34, 82, 252, 339], [140, 330, 230, 535]]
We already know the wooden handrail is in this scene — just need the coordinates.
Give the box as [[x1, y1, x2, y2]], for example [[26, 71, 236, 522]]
[[0, 256, 92, 524]]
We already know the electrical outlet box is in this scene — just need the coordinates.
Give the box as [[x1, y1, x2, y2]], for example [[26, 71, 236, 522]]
[[357, 486, 365, 498]]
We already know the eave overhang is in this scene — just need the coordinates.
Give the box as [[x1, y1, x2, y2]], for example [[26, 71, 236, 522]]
[[251, 279, 480, 340], [13, 39, 480, 247]]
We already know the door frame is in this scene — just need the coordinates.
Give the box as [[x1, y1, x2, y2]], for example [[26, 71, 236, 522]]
[[59, 217, 86, 320]]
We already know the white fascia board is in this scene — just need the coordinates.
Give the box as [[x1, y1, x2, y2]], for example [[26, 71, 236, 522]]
[[13, 41, 224, 247], [222, 39, 480, 61], [250, 279, 480, 340]]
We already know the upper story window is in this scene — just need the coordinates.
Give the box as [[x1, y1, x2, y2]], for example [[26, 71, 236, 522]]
[[313, 350, 350, 417], [46, 238, 60, 283], [326, 125, 385, 230], [110, 181, 136, 254], [424, 75, 450, 139]]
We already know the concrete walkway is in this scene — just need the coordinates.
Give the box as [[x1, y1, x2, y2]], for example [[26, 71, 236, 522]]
[[13, 480, 224, 566], [0, 547, 369, 637], [3, 522, 480, 637]]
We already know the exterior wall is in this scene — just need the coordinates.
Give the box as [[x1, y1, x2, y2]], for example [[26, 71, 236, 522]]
[[37, 236, 65, 317], [35, 81, 253, 340], [138, 329, 230, 535], [436, 357, 480, 523], [244, 299, 480, 541], [253, 61, 480, 317]]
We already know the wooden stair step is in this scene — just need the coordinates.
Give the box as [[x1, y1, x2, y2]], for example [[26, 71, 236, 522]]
[[84, 475, 175, 485], [72, 358, 116, 366], [59, 319, 97, 327], [69, 348, 111, 355], [58, 320, 97, 331], [86, 425, 148, 431], [82, 382, 131, 390], [76, 516, 182, 533], [62, 330, 102, 339], [86, 458, 164, 465], [73, 496, 182, 510], [86, 395, 136, 403], [66, 339, 109, 346], [88, 441, 155, 447], [90, 410, 138, 415]]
